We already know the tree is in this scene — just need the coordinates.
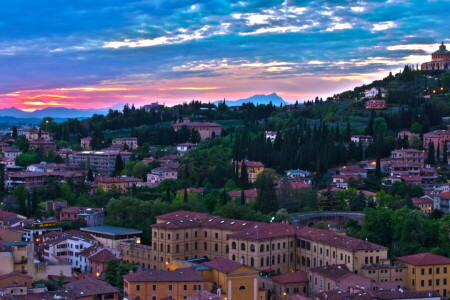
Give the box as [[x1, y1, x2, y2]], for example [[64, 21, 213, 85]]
[[426, 141, 435, 165], [443, 142, 448, 165], [410, 122, 422, 134], [13, 185, 28, 216], [375, 155, 381, 178], [0, 164, 5, 195], [113, 154, 124, 176], [373, 117, 387, 138], [274, 208, 290, 223], [239, 162, 249, 189], [255, 172, 278, 214], [87, 169, 94, 182], [12, 126, 18, 139]]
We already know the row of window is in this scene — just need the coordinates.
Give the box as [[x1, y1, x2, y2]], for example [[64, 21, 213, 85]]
[[413, 267, 448, 275], [231, 241, 294, 252], [412, 278, 448, 286], [135, 284, 201, 292], [231, 253, 295, 267]]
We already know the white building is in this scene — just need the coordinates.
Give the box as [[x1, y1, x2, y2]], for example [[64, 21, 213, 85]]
[[364, 87, 388, 99], [265, 131, 278, 141]]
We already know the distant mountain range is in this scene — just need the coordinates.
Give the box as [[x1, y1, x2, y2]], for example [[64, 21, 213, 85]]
[[0, 93, 288, 120], [0, 104, 126, 119], [214, 93, 289, 106]]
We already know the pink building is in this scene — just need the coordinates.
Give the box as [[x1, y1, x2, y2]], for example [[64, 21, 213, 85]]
[[172, 119, 222, 139], [423, 130, 450, 153], [147, 166, 178, 186], [365, 100, 387, 109], [390, 149, 424, 165]]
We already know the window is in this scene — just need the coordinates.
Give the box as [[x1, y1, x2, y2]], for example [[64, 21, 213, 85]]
[[136, 285, 140, 291], [168, 285, 173, 291], [185, 233, 188, 238], [429, 279, 432, 286], [186, 243, 189, 251], [241, 243, 246, 251], [277, 243, 280, 250], [436, 279, 440, 286], [215, 244, 218, 252], [232, 242, 236, 249], [152, 285, 157, 291], [215, 233, 219, 239], [250, 244, 255, 252], [260, 245, 264, 252], [184, 285, 188, 291], [194, 242, 198, 250], [421, 268, 425, 275], [204, 232, 208, 237], [420, 280, 424, 287], [444, 267, 448, 274], [251, 257, 254, 267], [429, 268, 433, 275], [176, 244, 179, 253], [195, 231, 198, 237], [194, 285, 201, 291], [239, 286, 246, 290], [204, 242, 207, 250], [437, 267, 440, 274], [176, 234, 179, 240]]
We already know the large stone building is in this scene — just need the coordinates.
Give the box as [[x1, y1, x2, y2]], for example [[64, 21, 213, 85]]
[[143, 211, 388, 275], [421, 42, 450, 71], [68, 151, 131, 176], [172, 119, 222, 139]]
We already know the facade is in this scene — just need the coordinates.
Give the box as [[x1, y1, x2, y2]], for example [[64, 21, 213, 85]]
[[307, 264, 372, 294], [237, 160, 265, 183], [265, 131, 278, 141], [80, 137, 92, 149], [0, 157, 15, 167], [177, 143, 197, 153], [3, 147, 21, 161], [68, 151, 132, 176], [364, 87, 388, 99], [228, 188, 258, 204], [120, 241, 153, 269], [270, 272, 309, 299], [81, 225, 142, 249], [364, 100, 387, 109], [360, 259, 407, 290], [172, 119, 222, 139], [112, 137, 138, 150], [59, 207, 105, 226], [421, 42, 450, 70], [123, 268, 212, 300], [21, 129, 52, 141], [96, 177, 142, 193], [396, 252, 450, 297], [423, 130, 450, 154], [64, 276, 120, 300], [350, 135, 373, 144], [390, 149, 424, 165], [434, 191, 450, 212], [412, 196, 434, 214], [28, 139, 56, 151], [88, 248, 119, 277], [6, 171, 83, 189], [147, 167, 178, 187], [285, 170, 311, 179]]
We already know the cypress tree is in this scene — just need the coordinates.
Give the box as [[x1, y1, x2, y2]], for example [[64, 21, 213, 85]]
[[426, 141, 435, 165], [255, 172, 278, 214], [113, 154, 124, 176], [183, 188, 188, 202], [0, 164, 5, 195], [12, 126, 18, 139], [375, 155, 381, 178], [443, 142, 448, 165], [239, 162, 249, 189], [240, 189, 246, 205]]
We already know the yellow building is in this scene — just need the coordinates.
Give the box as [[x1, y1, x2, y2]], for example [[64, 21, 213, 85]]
[[197, 256, 266, 300], [396, 252, 450, 297], [123, 268, 212, 300], [96, 177, 142, 193], [237, 160, 265, 183]]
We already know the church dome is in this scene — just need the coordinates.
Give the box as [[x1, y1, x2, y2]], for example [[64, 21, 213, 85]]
[[434, 42, 450, 54]]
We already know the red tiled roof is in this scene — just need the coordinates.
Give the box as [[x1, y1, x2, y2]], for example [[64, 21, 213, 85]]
[[227, 188, 258, 198], [0, 272, 33, 281], [175, 188, 204, 194], [297, 227, 387, 252], [64, 277, 119, 297], [185, 291, 225, 300], [201, 256, 243, 274], [396, 253, 450, 266], [237, 160, 264, 167], [89, 249, 117, 263], [0, 211, 16, 221], [96, 177, 142, 183], [412, 197, 433, 205], [271, 272, 308, 284], [436, 191, 450, 198], [307, 264, 353, 280], [228, 223, 296, 240], [124, 268, 206, 282], [156, 211, 211, 221]]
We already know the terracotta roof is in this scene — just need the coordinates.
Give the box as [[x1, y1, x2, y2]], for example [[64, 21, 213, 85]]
[[96, 177, 142, 183], [371, 290, 440, 299], [227, 188, 258, 198], [173, 121, 221, 127], [0, 272, 33, 281], [175, 188, 204, 194], [297, 227, 387, 251], [185, 291, 225, 300], [0, 211, 16, 221], [412, 197, 433, 205], [228, 223, 296, 240], [201, 256, 243, 274], [391, 148, 422, 153], [64, 277, 119, 297], [89, 249, 117, 263], [79, 245, 100, 257], [156, 211, 211, 221], [435, 191, 450, 198], [124, 268, 206, 282], [396, 253, 450, 266], [271, 272, 308, 284], [237, 160, 264, 168], [307, 264, 353, 280]]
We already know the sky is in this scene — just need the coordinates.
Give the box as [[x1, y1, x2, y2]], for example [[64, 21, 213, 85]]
[[0, 0, 448, 111]]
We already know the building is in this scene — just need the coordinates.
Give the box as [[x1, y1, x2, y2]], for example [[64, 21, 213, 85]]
[[172, 119, 222, 139], [412, 196, 434, 214], [6, 171, 83, 189], [68, 151, 132, 176], [228, 188, 259, 204], [350, 135, 373, 144], [364, 87, 388, 99], [123, 268, 211, 300], [332, 174, 361, 189], [314, 288, 440, 300], [14, 219, 62, 243], [146, 167, 178, 187], [120, 241, 153, 269], [338, 166, 368, 178], [96, 177, 142, 193], [40, 232, 95, 272], [88, 248, 119, 277], [364, 100, 387, 109], [3, 147, 21, 161], [112, 137, 138, 150], [360, 259, 407, 290], [21, 129, 52, 141], [59, 207, 105, 227], [433, 191, 450, 212], [390, 149, 424, 166], [197, 256, 266, 300], [0, 157, 15, 167], [307, 264, 372, 294], [80, 137, 92, 149], [27, 163, 79, 172], [143, 102, 164, 112], [265, 131, 278, 141], [396, 252, 450, 297], [270, 272, 309, 299], [423, 130, 450, 154], [237, 160, 265, 183], [28, 140, 56, 151], [285, 170, 311, 179], [421, 42, 450, 70], [177, 143, 197, 153], [81, 226, 142, 249], [64, 276, 120, 300]]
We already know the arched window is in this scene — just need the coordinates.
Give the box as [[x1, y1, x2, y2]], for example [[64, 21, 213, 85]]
[[307, 257, 311, 267], [277, 254, 280, 264], [239, 286, 246, 290], [241, 243, 246, 251], [241, 256, 245, 264], [260, 245, 264, 252], [272, 256, 275, 264], [232, 242, 236, 249], [301, 257, 306, 266], [260, 258, 264, 267], [232, 255, 236, 261], [251, 257, 254, 267]]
